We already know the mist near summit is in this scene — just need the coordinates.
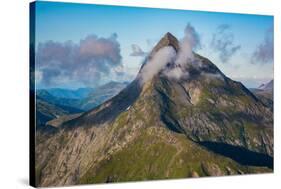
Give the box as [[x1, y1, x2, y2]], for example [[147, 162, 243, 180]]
[[139, 23, 218, 84]]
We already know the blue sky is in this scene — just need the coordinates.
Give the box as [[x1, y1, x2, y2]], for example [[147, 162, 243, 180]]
[[34, 1, 274, 88]]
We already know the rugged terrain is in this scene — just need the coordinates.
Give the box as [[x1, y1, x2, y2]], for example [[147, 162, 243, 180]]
[[251, 80, 273, 110], [36, 97, 82, 132], [35, 33, 273, 187]]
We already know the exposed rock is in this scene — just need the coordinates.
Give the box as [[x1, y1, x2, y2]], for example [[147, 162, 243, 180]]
[[201, 162, 223, 176], [35, 33, 273, 187], [191, 171, 199, 177]]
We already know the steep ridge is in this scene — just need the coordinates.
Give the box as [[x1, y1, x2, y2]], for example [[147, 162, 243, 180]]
[[63, 33, 180, 127], [35, 32, 273, 187], [63, 32, 273, 156], [147, 56, 273, 155], [64, 79, 142, 127], [150, 32, 180, 55]]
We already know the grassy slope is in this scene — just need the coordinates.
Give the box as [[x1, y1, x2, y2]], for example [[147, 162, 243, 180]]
[[80, 126, 271, 184], [78, 77, 272, 184], [36, 76, 273, 186]]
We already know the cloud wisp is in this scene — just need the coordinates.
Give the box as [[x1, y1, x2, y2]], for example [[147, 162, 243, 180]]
[[175, 23, 201, 66], [210, 24, 241, 63], [139, 46, 176, 84], [251, 27, 273, 64], [130, 44, 147, 57], [140, 23, 202, 82], [164, 23, 201, 80], [36, 33, 123, 87]]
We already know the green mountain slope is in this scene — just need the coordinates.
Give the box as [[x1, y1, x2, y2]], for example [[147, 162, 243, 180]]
[[80, 126, 271, 184], [35, 33, 273, 187]]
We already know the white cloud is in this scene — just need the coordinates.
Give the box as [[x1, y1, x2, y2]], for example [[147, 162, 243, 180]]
[[140, 46, 176, 84]]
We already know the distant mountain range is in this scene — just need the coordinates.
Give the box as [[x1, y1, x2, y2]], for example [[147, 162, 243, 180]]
[[37, 81, 128, 111], [36, 98, 82, 132], [78, 81, 129, 110], [35, 33, 273, 187], [250, 79, 273, 110], [258, 80, 273, 91], [36, 81, 129, 131], [46, 88, 94, 99], [36, 90, 81, 110]]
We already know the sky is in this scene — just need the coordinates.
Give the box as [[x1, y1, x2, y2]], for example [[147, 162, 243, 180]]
[[34, 1, 274, 89]]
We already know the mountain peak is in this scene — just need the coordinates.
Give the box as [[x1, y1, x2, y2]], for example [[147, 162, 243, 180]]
[[164, 32, 176, 39], [258, 79, 273, 91], [151, 32, 179, 55]]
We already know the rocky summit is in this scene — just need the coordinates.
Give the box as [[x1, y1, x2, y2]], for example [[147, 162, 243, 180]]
[[151, 32, 180, 54], [35, 33, 273, 187]]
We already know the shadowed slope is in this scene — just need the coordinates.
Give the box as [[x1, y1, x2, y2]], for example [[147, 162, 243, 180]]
[[35, 33, 273, 187]]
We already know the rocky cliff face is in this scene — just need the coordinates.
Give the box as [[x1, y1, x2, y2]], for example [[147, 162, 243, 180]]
[[35, 33, 273, 187]]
